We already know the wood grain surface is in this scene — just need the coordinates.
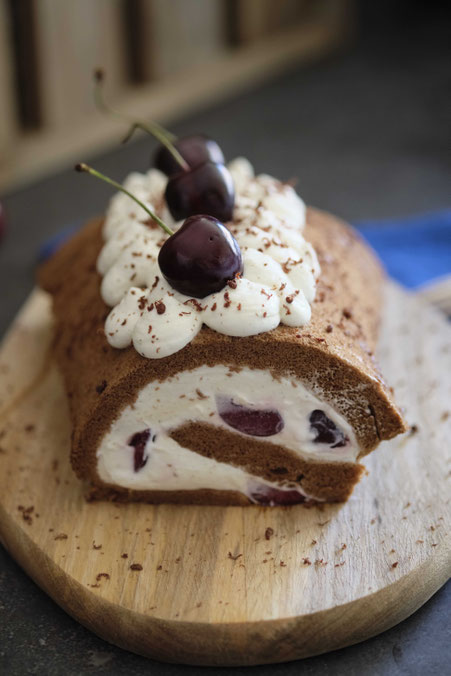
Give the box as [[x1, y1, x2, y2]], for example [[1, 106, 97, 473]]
[[0, 284, 449, 666]]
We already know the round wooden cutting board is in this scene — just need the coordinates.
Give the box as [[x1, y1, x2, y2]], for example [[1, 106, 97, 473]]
[[0, 283, 449, 666]]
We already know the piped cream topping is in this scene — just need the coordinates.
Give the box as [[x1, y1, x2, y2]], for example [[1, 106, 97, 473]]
[[99, 158, 320, 359]]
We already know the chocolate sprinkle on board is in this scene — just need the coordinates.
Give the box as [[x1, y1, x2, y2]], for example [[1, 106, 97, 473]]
[[96, 573, 110, 582], [228, 552, 243, 561], [265, 527, 274, 541]]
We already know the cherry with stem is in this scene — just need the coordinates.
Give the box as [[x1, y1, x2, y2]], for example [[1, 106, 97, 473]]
[[93, 69, 224, 177], [74, 163, 242, 298], [93, 70, 233, 222], [93, 69, 189, 171]]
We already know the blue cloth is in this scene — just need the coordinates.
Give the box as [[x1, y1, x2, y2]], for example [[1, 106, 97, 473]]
[[38, 222, 81, 264], [39, 211, 451, 290], [355, 210, 451, 289]]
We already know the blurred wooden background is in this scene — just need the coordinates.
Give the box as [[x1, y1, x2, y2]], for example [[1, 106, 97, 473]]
[[0, 0, 354, 192]]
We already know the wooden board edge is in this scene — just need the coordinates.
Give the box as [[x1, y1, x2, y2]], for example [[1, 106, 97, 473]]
[[1, 500, 449, 666]]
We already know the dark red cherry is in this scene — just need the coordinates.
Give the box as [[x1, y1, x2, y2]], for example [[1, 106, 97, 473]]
[[128, 429, 152, 472], [165, 162, 235, 223], [155, 134, 224, 177], [217, 396, 284, 437], [158, 215, 242, 298], [309, 410, 348, 448], [250, 484, 306, 506]]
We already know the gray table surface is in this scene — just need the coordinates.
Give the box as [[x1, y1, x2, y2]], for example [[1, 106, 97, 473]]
[[1, 14, 450, 676]]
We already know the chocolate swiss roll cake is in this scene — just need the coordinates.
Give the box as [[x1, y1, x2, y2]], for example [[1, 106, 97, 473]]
[[39, 157, 406, 505]]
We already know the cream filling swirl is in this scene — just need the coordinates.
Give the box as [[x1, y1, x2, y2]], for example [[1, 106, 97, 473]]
[[96, 366, 357, 499]]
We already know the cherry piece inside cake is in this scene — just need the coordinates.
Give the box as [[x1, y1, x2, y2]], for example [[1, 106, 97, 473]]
[[309, 410, 348, 448], [249, 483, 309, 506], [216, 396, 284, 437], [128, 429, 152, 472]]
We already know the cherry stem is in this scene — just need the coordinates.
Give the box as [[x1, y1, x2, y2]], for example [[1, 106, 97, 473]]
[[93, 69, 189, 172], [121, 122, 189, 171], [75, 163, 174, 237]]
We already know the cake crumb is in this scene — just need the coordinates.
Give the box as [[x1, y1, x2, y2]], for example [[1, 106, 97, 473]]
[[301, 557, 311, 566], [18, 505, 34, 525], [228, 552, 242, 561], [96, 573, 110, 582], [280, 561, 286, 567], [156, 564, 163, 570], [409, 424, 419, 436], [326, 324, 333, 333], [265, 527, 274, 541], [121, 553, 128, 558], [96, 380, 107, 394], [54, 533, 68, 540], [130, 563, 143, 571], [391, 562, 399, 568], [92, 541, 102, 550]]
